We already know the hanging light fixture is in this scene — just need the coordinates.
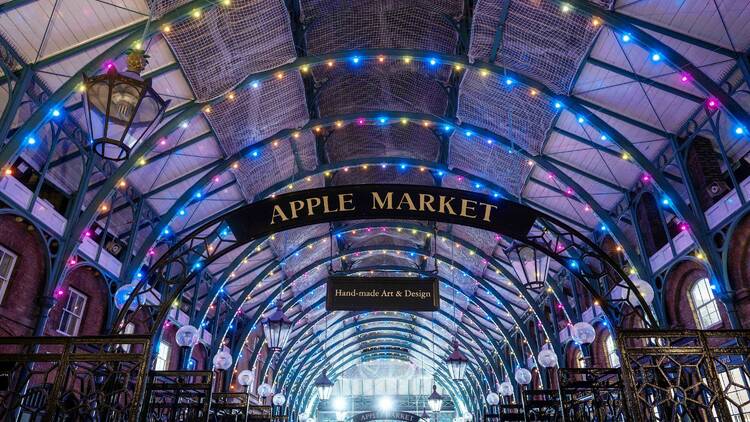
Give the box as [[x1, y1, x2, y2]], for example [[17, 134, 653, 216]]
[[504, 242, 550, 292], [314, 370, 334, 401], [427, 385, 443, 412], [420, 409, 430, 422], [445, 339, 468, 380], [237, 369, 255, 392], [261, 303, 293, 351], [82, 49, 169, 161]]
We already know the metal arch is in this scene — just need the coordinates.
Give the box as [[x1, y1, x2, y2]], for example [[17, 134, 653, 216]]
[[227, 273, 508, 377], [558, 0, 750, 128], [278, 316, 488, 412], [4, 45, 686, 284], [291, 348, 477, 418], [274, 318, 494, 393], [272, 315, 493, 409], [246, 298, 504, 387], [124, 109, 644, 285], [287, 335, 480, 415], [214, 250, 531, 364]]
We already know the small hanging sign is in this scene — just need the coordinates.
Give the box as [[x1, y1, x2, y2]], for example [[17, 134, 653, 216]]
[[326, 276, 439, 311]]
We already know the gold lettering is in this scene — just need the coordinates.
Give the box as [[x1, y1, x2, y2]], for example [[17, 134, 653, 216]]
[[396, 193, 417, 211], [339, 193, 355, 211], [418, 194, 436, 212], [480, 203, 498, 222], [372, 192, 393, 209], [460, 199, 477, 218], [270, 205, 288, 224], [306, 197, 322, 216], [289, 200, 305, 219], [439, 196, 456, 215], [322, 196, 338, 213]]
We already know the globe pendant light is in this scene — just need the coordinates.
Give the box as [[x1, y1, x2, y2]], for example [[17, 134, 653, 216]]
[[175, 325, 199, 348], [257, 383, 273, 400], [427, 385, 443, 412], [272, 392, 286, 407], [262, 303, 293, 351], [514, 368, 532, 385], [445, 339, 468, 380], [212, 349, 233, 371], [82, 49, 169, 161], [571, 322, 596, 344], [237, 369, 254, 391], [485, 392, 500, 406], [314, 370, 334, 401], [537, 347, 558, 368], [498, 381, 513, 397]]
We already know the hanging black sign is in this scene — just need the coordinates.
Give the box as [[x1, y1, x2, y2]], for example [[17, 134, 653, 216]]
[[351, 411, 421, 422], [224, 184, 538, 243], [326, 276, 439, 311]]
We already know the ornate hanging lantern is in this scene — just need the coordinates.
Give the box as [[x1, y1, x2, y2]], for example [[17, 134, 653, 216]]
[[445, 339, 468, 381], [504, 242, 550, 292], [314, 370, 334, 401], [82, 49, 169, 161], [427, 385, 443, 412], [262, 303, 293, 351]]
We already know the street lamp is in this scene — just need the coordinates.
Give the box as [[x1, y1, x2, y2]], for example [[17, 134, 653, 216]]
[[504, 242, 550, 292], [82, 49, 169, 161], [314, 370, 334, 401], [445, 340, 468, 381], [262, 303, 293, 352], [175, 324, 199, 369], [237, 369, 255, 393], [427, 385, 443, 413]]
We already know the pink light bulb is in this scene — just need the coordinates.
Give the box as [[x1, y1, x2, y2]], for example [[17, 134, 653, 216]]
[[707, 98, 719, 109], [641, 173, 652, 183], [680, 74, 689, 83], [679, 222, 690, 231], [565, 187, 573, 195]]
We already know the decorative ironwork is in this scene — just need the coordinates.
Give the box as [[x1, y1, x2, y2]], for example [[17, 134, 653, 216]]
[[558, 368, 628, 421], [0, 335, 151, 421], [618, 329, 750, 421], [521, 389, 561, 421], [140, 370, 214, 421]]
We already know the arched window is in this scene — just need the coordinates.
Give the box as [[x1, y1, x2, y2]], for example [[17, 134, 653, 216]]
[[689, 278, 722, 329], [573, 349, 586, 368], [604, 334, 620, 368]]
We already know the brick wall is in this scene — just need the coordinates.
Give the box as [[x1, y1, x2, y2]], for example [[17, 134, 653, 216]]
[[45, 266, 109, 336], [636, 192, 668, 256], [686, 136, 725, 211], [727, 214, 750, 325], [0, 215, 45, 338], [663, 260, 731, 329]]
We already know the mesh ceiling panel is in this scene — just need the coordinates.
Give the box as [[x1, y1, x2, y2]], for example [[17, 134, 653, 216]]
[[447, 131, 531, 196], [331, 166, 436, 186], [269, 223, 330, 260], [450, 225, 499, 255], [207, 72, 310, 154], [315, 64, 450, 116], [159, 0, 296, 100], [302, 1, 460, 54], [300, 0, 462, 21], [469, 0, 599, 94], [457, 70, 556, 155], [324, 124, 441, 163], [232, 135, 315, 200]]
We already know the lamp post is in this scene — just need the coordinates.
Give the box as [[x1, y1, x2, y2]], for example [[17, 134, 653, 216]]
[[213, 349, 233, 391], [82, 49, 169, 161], [175, 325, 199, 369], [314, 370, 334, 401], [427, 385, 443, 421], [445, 340, 468, 381], [262, 303, 293, 352], [504, 243, 550, 293]]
